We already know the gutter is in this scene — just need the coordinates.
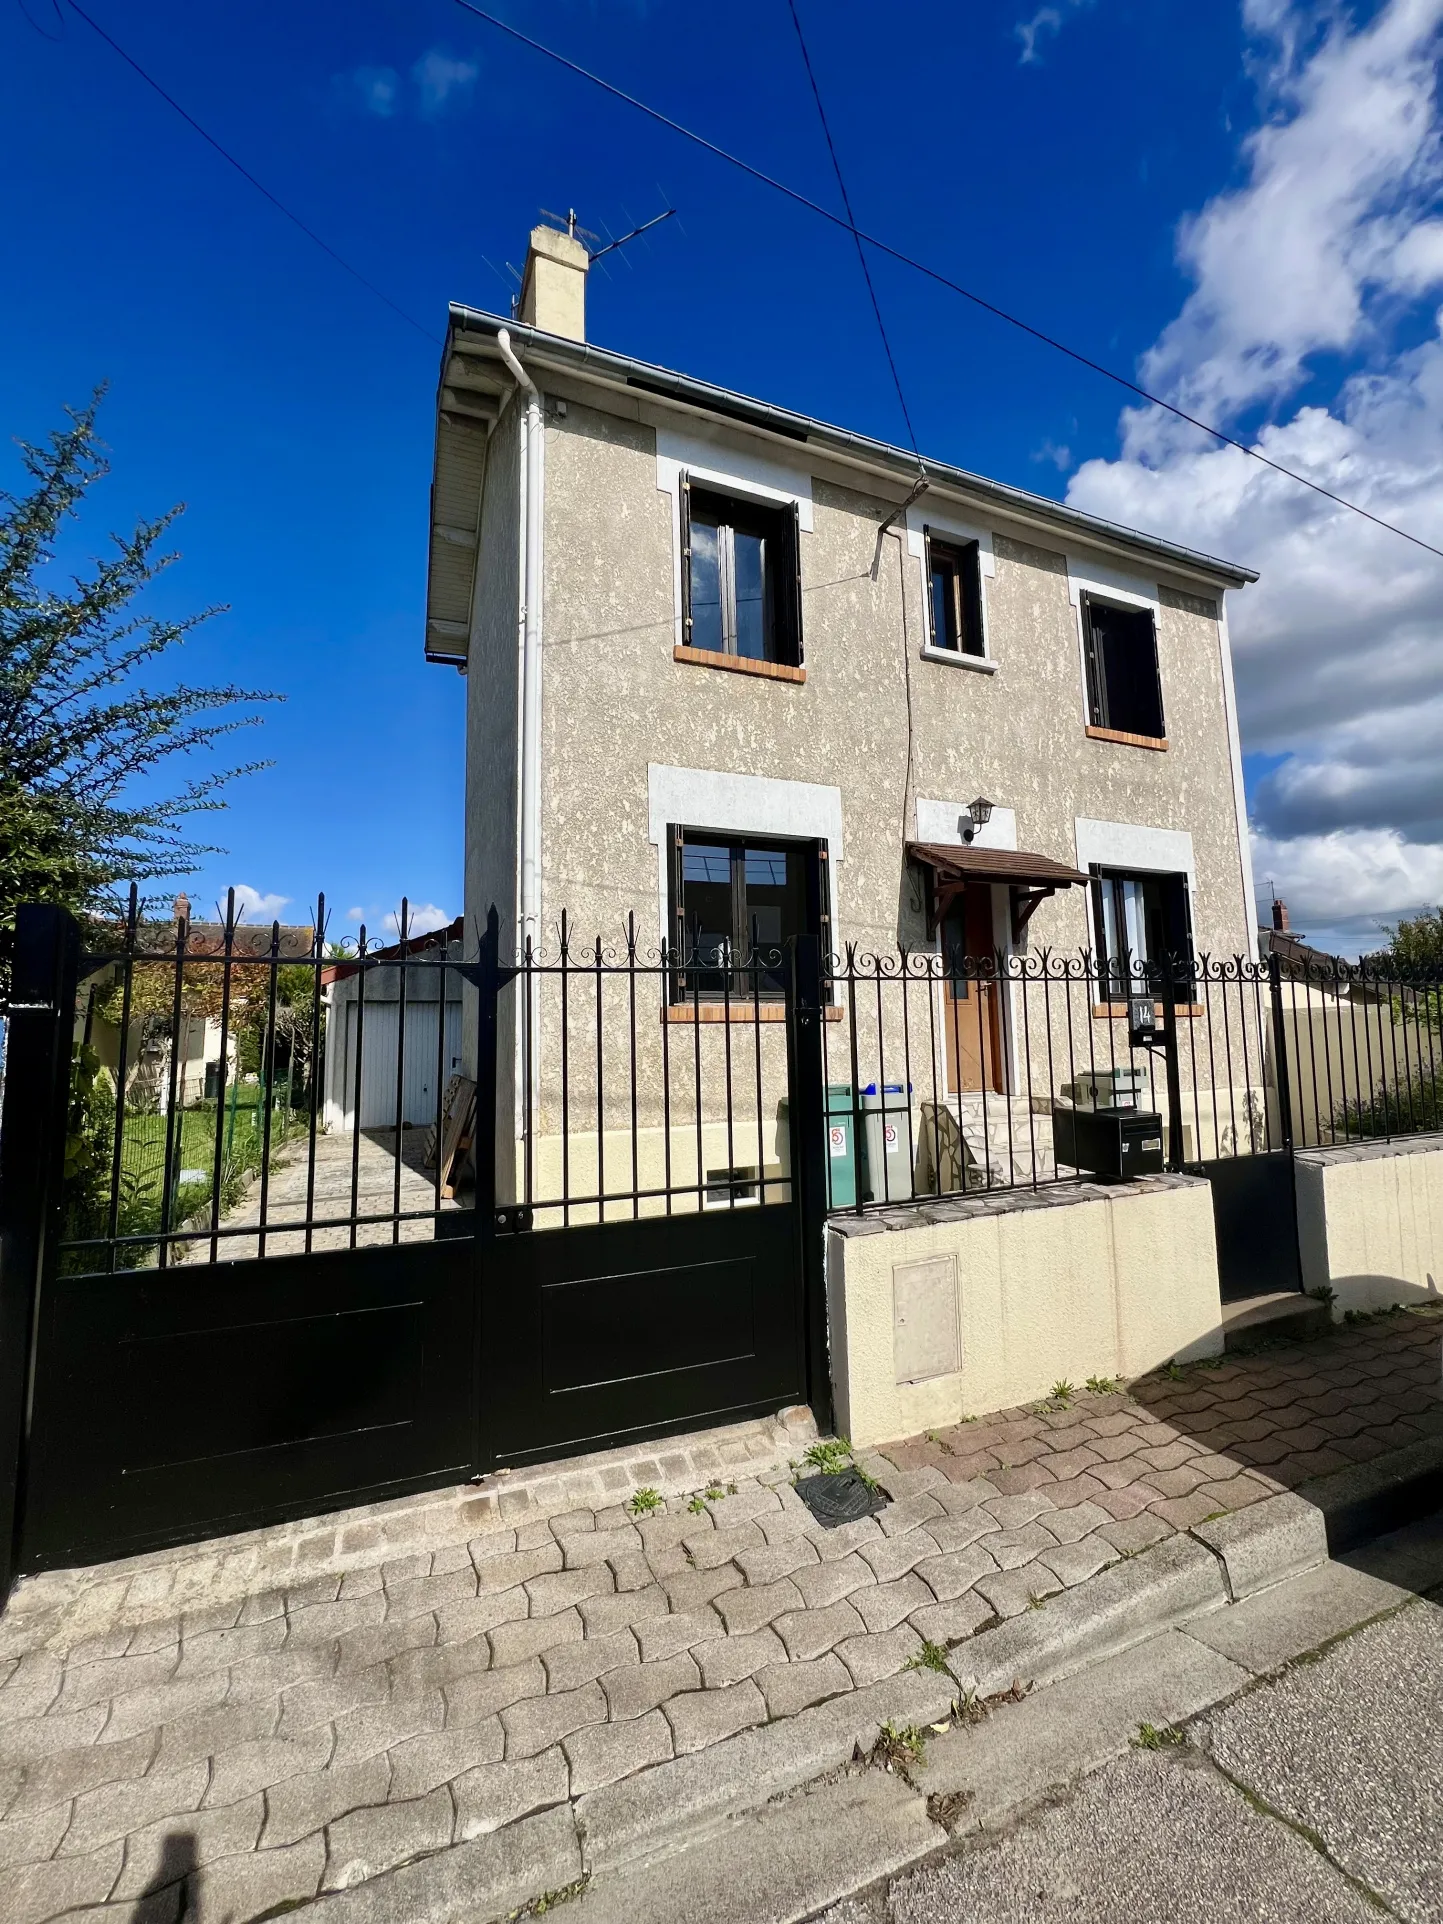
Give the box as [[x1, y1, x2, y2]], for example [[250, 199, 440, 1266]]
[[496, 329, 544, 969], [447, 306, 1259, 591]]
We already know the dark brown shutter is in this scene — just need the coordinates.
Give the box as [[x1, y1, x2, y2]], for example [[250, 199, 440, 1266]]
[[784, 499, 804, 666], [922, 526, 937, 648], [1145, 614, 1167, 739], [671, 824, 686, 990], [961, 540, 985, 658], [1081, 594, 1105, 726], [679, 473, 693, 645], [815, 840, 832, 964]]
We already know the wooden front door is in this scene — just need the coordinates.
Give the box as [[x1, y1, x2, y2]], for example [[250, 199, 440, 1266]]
[[943, 887, 1004, 1096]]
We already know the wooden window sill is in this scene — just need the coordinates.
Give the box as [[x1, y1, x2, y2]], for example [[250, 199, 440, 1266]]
[[1092, 1003, 1204, 1020], [665, 1002, 842, 1023], [674, 645, 805, 685], [1086, 725, 1168, 751]]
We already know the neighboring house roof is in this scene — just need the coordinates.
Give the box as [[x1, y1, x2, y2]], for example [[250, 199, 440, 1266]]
[[321, 916, 464, 988], [427, 308, 1259, 664]]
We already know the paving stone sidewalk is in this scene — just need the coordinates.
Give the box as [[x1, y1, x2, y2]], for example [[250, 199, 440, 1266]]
[[1, 1305, 1439, 1924]]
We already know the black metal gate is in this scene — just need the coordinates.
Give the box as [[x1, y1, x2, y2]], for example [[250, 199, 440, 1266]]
[[0, 906, 828, 1595], [1194, 1152, 1301, 1302]]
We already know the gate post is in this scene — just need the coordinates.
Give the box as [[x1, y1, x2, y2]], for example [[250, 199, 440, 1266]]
[[1161, 959, 1186, 1171], [785, 934, 833, 1435], [1267, 951, 1296, 1155], [473, 906, 501, 1236], [0, 906, 80, 1601]]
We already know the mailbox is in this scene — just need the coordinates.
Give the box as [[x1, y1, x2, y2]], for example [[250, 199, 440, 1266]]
[[1053, 1105, 1165, 1181]]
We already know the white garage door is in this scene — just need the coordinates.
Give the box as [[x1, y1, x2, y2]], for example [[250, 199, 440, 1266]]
[[336, 999, 463, 1131]]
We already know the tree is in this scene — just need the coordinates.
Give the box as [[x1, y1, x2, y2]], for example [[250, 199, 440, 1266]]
[[0, 392, 277, 990], [1381, 906, 1443, 975]]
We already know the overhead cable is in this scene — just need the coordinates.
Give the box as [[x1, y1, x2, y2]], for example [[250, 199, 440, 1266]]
[[449, 0, 1443, 564], [65, 0, 438, 345], [784, 0, 923, 468]]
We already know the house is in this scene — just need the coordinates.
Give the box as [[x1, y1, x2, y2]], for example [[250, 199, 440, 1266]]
[[87, 895, 317, 1112], [424, 221, 1259, 1202]]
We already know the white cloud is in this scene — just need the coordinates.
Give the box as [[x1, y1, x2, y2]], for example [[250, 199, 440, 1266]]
[[1032, 437, 1073, 472], [412, 49, 478, 118], [1066, 0, 1443, 954], [385, 902, 451, 940], [1016, 0, 1092, 64], [344, 65, 400, 117], [1250, 825, 1443, 953], [229, 885, 291, 923], [337, 48, 478, 120]]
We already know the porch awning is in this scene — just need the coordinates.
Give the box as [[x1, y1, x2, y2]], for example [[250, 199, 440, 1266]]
[[905, 842, 1090, 937]]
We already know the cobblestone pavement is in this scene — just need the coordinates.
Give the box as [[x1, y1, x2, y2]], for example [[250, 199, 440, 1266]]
[[185, 1127, 458, 1263], [879, 1300, 1443, 1522], [1, 1307, 1439, 1924]]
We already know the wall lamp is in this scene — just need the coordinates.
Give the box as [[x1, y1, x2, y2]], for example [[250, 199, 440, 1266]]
[[959, 796, 995, 844]]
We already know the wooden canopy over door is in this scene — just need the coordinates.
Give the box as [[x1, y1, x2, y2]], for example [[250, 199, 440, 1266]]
[[905, 843, 1091, 1098]]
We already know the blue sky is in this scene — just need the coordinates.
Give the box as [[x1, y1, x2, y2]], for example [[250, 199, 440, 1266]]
[[4, 1, 1442, 954]]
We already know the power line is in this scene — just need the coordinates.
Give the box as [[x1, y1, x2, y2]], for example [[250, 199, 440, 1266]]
[[64, 1, 438, 345], [783, 0, 922, 466], [449, 0, 1443, 565]]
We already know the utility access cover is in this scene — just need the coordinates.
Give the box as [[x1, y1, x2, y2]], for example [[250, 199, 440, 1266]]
[[794, 1467, 888, 1529]]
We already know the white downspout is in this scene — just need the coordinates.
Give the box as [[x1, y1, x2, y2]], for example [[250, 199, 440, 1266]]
[[497, 328, 543, 961]]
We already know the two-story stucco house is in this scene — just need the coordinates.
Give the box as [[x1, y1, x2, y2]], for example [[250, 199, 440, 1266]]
[[425, 222, 1259, 1205]]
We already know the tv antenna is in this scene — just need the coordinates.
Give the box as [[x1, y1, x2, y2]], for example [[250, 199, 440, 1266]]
[[539, 203, 676, 263]]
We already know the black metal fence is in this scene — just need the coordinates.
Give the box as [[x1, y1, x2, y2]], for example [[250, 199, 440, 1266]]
[[33, 889, 1443, 1271]]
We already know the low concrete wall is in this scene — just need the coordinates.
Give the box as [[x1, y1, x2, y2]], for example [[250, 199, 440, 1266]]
[[1296, 1133, 1443, 1319], [826, 1175, 1224, 1449]]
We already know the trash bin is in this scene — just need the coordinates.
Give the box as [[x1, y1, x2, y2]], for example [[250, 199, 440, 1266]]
[[825, 1084, 866, 1209], [861, 1083, 914, 1202], [777, 1086, 868, 1209]]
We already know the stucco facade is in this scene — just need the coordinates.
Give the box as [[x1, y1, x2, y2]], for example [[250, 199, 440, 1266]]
[[430, 289, 1259, 1209]]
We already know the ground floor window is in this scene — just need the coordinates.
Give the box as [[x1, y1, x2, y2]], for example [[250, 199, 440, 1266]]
[[1090, 866, 1194, 999], [669, 829, 828, 999]]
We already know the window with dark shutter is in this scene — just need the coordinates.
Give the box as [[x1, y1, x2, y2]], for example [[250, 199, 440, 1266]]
[[1082, 595, 1166, 740], [1088, 866, 1195, 1001], [924, 532, 985, 658], [680, 481, 803, 668]]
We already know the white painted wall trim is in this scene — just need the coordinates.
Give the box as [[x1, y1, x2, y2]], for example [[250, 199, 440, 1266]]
[[1065, 555, 1159, 612], [906, 505, 995, 661], [914, 798, 1018, 851], [1074, 819, 1198, 953], [655, 427, 814, 654], [1217, 598, 1259, 962], [647, 764, 845, 949]]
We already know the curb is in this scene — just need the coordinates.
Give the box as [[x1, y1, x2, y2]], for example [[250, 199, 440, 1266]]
[[282, 1465, 1440, 1923], [1297, 1437, 1443, 1555], [1191, 1493, 1328, 1600]]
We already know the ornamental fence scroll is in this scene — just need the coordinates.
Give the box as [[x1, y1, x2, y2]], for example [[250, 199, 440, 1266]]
[[23, 887, 1443, 1276]]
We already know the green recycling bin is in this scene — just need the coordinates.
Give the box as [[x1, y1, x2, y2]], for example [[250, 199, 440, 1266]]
[[778, 1086, 870, 1209]]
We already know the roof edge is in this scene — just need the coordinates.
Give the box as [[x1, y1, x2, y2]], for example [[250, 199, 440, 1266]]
[[446, 306, 1260, 590]]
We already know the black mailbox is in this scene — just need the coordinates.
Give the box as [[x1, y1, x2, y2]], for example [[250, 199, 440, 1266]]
[[1053, 1105, 1165, 1181]]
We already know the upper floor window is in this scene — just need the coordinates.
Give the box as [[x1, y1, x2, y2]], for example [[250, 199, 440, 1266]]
[[1082, 594, 1165, 741], [681, 480, 803, 669], [925, 532, 984, 658]]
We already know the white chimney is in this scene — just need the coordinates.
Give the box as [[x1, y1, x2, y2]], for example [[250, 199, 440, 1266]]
[[518, 221, 589, 342]]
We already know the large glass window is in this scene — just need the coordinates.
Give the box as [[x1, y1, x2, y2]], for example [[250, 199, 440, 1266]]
[[1082, 595, 1166, 740], [684, 485, 801, 667], [669, 832, 822, 998], [1090, 867, 1194, 1001]]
